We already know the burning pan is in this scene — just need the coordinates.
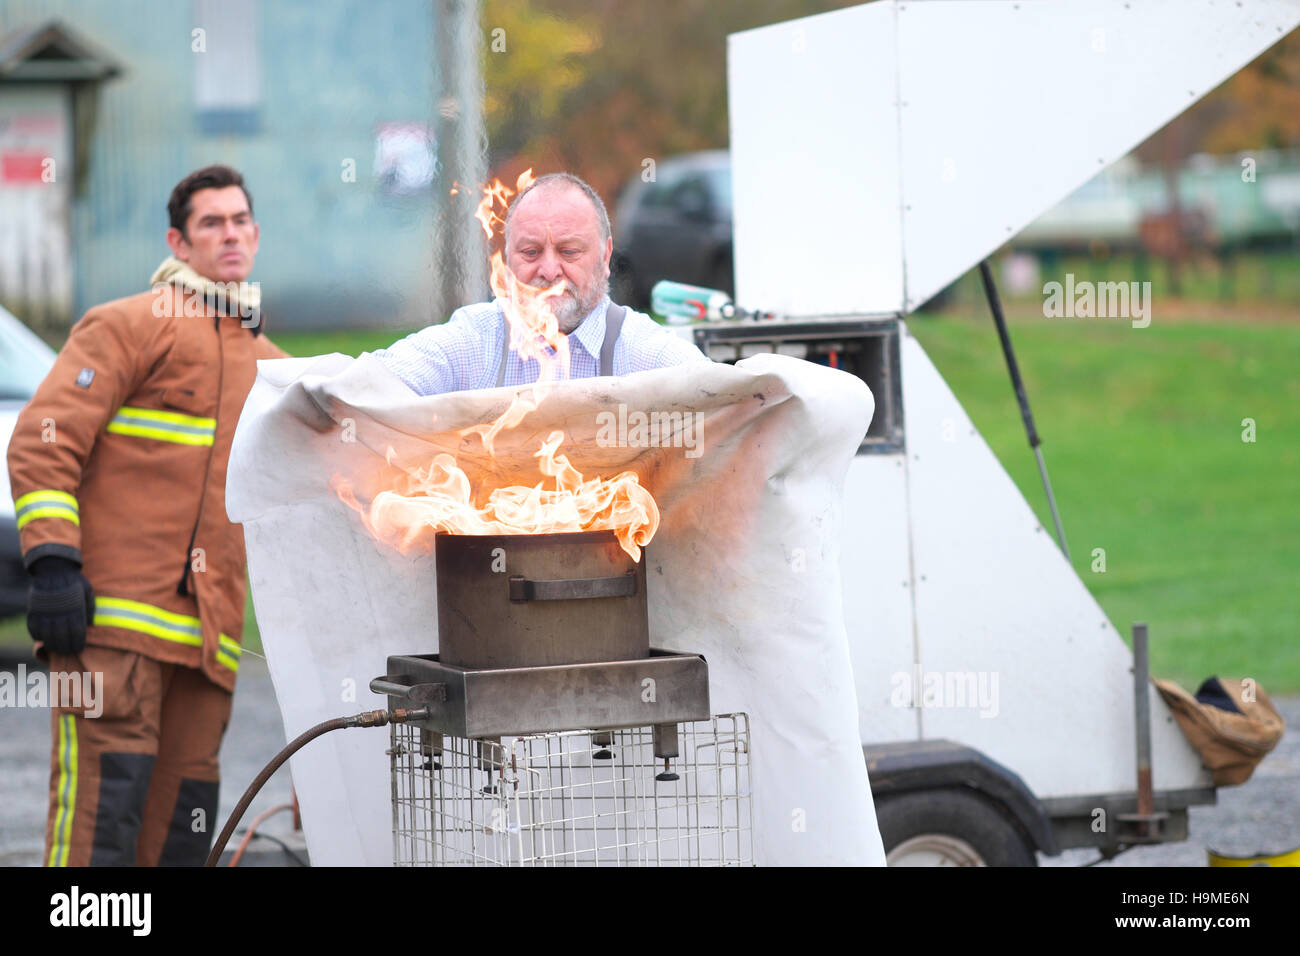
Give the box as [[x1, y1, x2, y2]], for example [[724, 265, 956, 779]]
[[435, 530, 650, 669]]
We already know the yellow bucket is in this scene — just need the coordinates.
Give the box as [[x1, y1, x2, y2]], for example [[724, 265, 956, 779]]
[[1208, 846, 1300, 867]]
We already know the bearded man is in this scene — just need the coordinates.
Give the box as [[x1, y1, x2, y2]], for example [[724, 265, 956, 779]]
[[375, 172, 707, 393]]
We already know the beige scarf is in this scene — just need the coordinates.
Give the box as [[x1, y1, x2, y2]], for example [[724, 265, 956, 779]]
[[150, 256, 261, 317]]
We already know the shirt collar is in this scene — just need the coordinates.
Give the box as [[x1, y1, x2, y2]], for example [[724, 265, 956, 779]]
[[496, 296, 610, 366], [569, 297, 611, 362]]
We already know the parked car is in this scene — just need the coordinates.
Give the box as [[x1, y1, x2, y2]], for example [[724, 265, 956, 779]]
[[0, 306, 57, 617], [612, 150, 733, 310]]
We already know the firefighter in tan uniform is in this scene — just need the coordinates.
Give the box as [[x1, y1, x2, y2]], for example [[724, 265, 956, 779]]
[[7, 165, 287, 866]]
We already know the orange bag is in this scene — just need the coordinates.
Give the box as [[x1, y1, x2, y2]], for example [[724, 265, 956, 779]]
[[1154, 676, 1285, 786]]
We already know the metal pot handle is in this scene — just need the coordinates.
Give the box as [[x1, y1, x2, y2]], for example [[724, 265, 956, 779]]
[[369, 676, 447, 703], [508, 570, 637, 602]]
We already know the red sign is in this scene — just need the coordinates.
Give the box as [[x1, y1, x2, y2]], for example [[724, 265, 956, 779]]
[[2, 152, 49, 183]]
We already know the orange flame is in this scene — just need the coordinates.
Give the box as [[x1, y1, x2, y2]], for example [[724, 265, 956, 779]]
[[473, 178, 513, 241], [332, 438, 658, 560], [336, 169, 661, 560]]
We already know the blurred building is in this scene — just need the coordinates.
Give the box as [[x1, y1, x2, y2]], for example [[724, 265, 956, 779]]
[[1016, 150, 1300, 253], [0, 0, 454, 332]]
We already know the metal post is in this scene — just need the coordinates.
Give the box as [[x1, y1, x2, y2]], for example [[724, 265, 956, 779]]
[[431, 0, 489, 320], [978, 259, 1071, 561], [1132, 623, 1153, 836]]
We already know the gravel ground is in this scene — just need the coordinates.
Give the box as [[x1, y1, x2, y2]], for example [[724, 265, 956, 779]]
[[0, 650, 296, 867], [2, 651, 1296, 867], [1041, 695, 1300, 867]]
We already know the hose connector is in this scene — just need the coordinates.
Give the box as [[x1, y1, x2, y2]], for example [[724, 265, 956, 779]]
[[340, 706, 431, 728], [343, 708, 391, 729], [391, 706, 432, 723]]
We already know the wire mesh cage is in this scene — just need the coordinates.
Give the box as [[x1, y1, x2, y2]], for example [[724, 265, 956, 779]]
[[389, 714, 753, 866]]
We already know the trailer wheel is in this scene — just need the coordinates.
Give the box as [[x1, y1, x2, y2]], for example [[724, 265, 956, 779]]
[[874, 788, 1038, 867]]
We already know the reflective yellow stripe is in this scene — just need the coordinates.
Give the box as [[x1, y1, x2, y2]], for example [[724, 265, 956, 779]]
[[105, 406, 215, 447], [15, 489, 77, 510], [217, 634, 241, 673], [16, 506, 81, 530], [111, 406, 216, 428], [93, 597, 203, 647], [14, 490, 79, 531], [93, 598, 239, 673], [48, 713, 77, 867]]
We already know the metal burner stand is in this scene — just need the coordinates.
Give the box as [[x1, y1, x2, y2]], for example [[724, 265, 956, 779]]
[[370, 652, 752, 866], [371, 648, 710, 748]]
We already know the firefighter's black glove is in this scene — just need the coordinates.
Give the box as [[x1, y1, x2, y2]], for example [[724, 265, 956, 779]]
[[27, 556, 96, 655]]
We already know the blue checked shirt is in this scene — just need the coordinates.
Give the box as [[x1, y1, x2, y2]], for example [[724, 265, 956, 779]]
[[374, 296, 709, 396]]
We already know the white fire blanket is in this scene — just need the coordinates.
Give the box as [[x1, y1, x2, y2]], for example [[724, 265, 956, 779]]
[[226, 351, 885, 866]]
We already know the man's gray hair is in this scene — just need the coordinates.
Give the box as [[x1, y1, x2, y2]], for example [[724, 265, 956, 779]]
[[503, 172, 612, 246]]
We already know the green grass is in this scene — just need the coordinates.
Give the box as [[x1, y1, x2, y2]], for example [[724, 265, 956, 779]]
[[908, 311, 1300, 692], [269, 328, 422, 359], [933, 250, 1300, 314], [7, 314, 1298, 693], [1030, 250, 1300, 304], [0, 614, 29, 649]]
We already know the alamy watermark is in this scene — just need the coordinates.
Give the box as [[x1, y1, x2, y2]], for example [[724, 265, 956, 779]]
[[0, 664, 103, 718], [1042, 274, 1151, 328], [50, 886, 150, 936], [595, 404, 704, 459], [150, 281, 261, 327], [890, 666, 1000, 718]]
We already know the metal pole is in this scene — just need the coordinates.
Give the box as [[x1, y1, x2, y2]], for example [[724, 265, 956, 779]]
[[978, 259, 1071, 561], [431, 0, 489, 320], [1132, 623, 1153, 837]]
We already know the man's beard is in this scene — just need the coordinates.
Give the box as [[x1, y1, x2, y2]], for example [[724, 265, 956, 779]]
[[540, 273, 609, 335]]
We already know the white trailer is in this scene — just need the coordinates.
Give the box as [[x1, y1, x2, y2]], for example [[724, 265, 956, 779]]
[[671, 0, 1300, 864]]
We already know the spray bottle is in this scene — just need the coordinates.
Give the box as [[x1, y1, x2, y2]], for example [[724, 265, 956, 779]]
[[650, 280, 778, 324]]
